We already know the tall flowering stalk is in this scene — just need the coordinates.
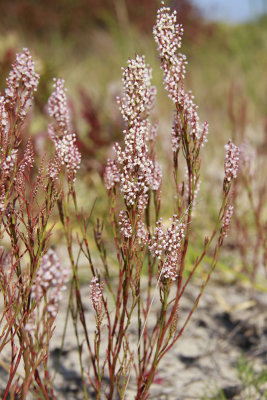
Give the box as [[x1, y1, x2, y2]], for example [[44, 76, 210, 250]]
[[101, 53, 163, 399], [0, 4, 241, 399], [91, 4, 240, 399]]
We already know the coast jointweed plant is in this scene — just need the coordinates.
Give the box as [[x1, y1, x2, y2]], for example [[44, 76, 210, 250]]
[[0, 3, 240, 400], [0, 50, 76, 399], [83, 3, 240, 399]]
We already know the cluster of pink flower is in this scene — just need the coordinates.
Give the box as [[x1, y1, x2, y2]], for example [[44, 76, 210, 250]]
[[0, 49, 39, 216], [48, 79, 81, 183], [1, 149, 17, 179], [105, 55, 162, 208], [221, 205, 234, 239], [104, 54, 162, 252], [224, 139, 240, 182], [103, 158, 120, 190], [0, 96, 9, 145], [5, 48, 39, 122], [150, 216, 186, 281], [153, 4, 208, 150], [48, 78, 70, 133], [119, 211, 133, 239], [118, 55, 156, 124], [89, 276, 104, 314]]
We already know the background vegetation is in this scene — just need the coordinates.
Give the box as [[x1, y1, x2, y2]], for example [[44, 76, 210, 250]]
[[0, 0, 266, 284]]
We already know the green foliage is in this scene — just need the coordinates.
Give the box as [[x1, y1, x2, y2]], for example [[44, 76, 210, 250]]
[[237, 354, 267, 399]]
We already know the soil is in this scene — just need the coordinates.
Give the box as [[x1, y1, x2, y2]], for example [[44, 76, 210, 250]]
[[1, 277, 267, 400]]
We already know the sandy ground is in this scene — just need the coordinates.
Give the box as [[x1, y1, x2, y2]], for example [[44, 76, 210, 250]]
[[1, 277, 267, 399]]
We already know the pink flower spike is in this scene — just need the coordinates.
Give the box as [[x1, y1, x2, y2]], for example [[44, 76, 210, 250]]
[[221, 205, 234, 239], [90, 276, 104, 315], [5, 48, 39, 121], [224, 140, 239, 182], [48, 78, 81, 183]]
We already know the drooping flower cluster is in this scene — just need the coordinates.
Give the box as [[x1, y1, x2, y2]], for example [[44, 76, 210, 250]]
[[31, 249, 70, 317], [224, 140, 239, 182], [5, 48, 39, 122], [153, 5, 208, 150], [48, 79, 81, 183], [150, 216, 185, 281]]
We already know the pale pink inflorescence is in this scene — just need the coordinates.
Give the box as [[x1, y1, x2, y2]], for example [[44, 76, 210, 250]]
[[90, 276, 104, 314], [150, 216, 185, 281], [31, 248, 70, 318], [150, 160, 162, 191], [1, 149, 17, 179], [5, 48, 39, 121], [0, 96, 9, 144], [48, 78, 70, 133], [221, 205, 234, 239], [104, 158, 120, 190], [0, 50, 39, 214], [115, 120, 155, 207], [104, 54, 162, 241], [105, 55, 161, 203], [224, 139, 239, 182], [136, 220, 149, 244], [153, 4, 208, 151], [0, 186, 5, 213], [119, 211, 133, 239], [118, 55, 156, 124], [48, 78, 81, 183]]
